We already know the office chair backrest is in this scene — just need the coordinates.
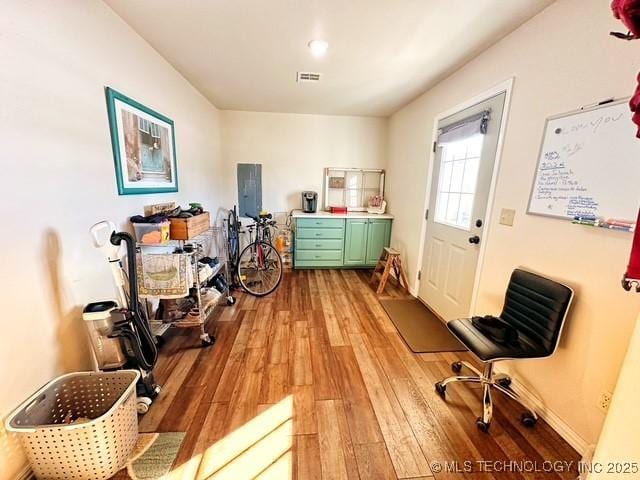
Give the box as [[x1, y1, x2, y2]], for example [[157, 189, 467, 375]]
[[500, 269, 573, 354]]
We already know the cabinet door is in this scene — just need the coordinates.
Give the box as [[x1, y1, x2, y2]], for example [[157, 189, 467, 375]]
[[366, 219, 392, 265], [344, 219, 368, 266]]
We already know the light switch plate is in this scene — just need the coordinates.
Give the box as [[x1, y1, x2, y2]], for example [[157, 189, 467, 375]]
[[499, 208, 516, 226]]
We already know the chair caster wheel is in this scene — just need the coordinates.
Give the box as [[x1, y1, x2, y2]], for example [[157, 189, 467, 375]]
[[435, 382, 446, 396], [496, 377, 512, 388], [451, 361, 462, 373], [476, 418, 490, 433], [200, 334, 215, 347], [227, 296, 236, 306], [521, 412, 537, 428]]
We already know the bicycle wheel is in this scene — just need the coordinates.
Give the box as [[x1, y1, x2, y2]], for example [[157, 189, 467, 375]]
[[227, 207, 240, 267], [237, 241, 283, 296]]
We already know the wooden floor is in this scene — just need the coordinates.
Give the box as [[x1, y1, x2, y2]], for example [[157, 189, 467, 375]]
[[133, 269, 580, 479]]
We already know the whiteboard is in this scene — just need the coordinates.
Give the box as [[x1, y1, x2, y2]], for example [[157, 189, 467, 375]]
[[528, 99, 640, 222]]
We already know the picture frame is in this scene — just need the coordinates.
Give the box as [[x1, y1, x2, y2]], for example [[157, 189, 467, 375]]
[[105, 87, 179, 195]]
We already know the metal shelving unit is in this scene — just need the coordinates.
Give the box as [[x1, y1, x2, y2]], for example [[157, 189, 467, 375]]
[[137, 226, 234, 347]]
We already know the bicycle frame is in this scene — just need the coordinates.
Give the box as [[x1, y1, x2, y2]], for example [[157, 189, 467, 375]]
[[236, 214, 283, 297], [244, 220, 274, 269]]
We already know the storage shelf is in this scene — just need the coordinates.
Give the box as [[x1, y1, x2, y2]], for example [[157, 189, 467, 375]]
[[138, 224, 231, 344], [198, 262, 223, 285], [324, 167, 385, 211]]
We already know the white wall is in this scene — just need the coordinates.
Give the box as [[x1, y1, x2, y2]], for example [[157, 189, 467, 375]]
[[5, 0, 637, 474], [0, 1, 227, 477], [386, 0, 640, 448], [221, 110, 387, 216], [591, 314, 640, 478]]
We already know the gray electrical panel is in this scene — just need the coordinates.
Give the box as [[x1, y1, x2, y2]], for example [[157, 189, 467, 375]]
[[237, 163, 262, 218]]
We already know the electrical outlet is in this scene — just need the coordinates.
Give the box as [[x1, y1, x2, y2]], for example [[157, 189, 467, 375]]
[[499, 208, 516, 226], [598, 392, 612, 412]]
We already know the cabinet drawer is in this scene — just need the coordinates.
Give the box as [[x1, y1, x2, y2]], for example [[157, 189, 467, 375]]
[[296, 249, 344, 261], [297, 218, 345, 229], [294, 259, 344, 268], [296, 228, 344, 239], [296, 239, 344, 250]]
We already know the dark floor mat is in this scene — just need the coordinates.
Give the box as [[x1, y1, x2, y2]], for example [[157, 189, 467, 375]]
[[379, 298, 466, 353]]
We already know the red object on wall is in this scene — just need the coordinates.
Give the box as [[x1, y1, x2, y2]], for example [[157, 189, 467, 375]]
[[631, 72, 640, 138], [611, 0, 640, 37], [622, 208, 640, 291], [610, 0, 640, 136]]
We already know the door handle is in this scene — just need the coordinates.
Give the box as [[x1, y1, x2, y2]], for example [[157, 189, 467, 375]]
[[468, 235, 480, 244]]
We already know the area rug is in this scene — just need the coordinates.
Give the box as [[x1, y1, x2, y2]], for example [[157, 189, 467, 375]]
[[379, 298, 466, 353], [113, 432, 185, 480]]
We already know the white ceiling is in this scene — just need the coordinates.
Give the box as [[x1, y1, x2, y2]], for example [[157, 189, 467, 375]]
[[106, 0, 554, 117]]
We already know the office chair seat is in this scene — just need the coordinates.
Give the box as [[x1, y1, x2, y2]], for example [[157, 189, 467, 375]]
[[435, 269, 573, 432], [448, 318, 550, 362]]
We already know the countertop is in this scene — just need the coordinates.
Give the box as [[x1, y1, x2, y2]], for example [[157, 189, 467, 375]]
[[291, 209, 393, 220]]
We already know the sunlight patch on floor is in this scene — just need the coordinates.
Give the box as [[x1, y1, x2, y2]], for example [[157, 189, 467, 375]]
[[165, 395, 294, 480], [254, 449, 293, 479]]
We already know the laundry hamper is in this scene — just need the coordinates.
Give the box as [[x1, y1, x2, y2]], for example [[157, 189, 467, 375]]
[[5, 370, 139, 480]]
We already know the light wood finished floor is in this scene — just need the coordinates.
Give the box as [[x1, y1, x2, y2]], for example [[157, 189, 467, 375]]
[[133, 269, 580, 479]]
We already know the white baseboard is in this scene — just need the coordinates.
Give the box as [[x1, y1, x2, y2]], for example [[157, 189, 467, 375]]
[[506, 373, 590, 455]]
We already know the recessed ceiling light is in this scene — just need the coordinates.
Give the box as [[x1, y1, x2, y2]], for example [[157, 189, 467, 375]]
[[308, 39, 329, 57]]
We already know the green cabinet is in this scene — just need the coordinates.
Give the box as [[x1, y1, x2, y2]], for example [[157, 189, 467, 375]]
[[343, 218, 392, 267], [294, 216, 392, 269], [295, 218, 345, 268], [344, 219, 368, 265], [366, 219, 392, 265]]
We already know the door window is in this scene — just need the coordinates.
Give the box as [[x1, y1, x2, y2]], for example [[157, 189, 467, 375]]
[[434, 134, 484, 230]]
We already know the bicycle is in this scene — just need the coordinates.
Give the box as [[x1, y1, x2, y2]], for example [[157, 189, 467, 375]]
[[236, 212, 283, 296]]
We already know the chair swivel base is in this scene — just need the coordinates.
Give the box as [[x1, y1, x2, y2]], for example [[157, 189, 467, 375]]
[[434, 360, 538, 432]]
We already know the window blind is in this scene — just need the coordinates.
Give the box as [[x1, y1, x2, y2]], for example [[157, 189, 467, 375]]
[[437, 109, 491, 146]]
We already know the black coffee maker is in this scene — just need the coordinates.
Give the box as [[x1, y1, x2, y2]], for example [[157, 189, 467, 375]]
[[302, 191, 318, 213]]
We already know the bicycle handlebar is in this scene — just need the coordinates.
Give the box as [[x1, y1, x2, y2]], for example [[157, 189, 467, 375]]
[[245, 220, 277, 229], [245, 212, 273, 222]]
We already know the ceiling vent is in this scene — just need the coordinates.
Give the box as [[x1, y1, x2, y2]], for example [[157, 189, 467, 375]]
[[297, 71, 321, 83]]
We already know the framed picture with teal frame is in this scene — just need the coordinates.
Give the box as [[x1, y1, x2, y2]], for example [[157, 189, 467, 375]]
[[105, 87, 179, 195]]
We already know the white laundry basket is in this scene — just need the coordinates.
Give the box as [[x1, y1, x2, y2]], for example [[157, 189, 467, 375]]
[[5, 370, 140, 480]]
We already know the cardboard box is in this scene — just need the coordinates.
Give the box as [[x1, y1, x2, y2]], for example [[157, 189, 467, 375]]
[[169, 212, 210, 240]]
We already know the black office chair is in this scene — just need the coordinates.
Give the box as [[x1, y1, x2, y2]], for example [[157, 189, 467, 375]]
[[434, 269, 574, 432]]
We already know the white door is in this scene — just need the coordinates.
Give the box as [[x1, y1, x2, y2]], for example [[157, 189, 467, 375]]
[[419, 93, 506, 320]]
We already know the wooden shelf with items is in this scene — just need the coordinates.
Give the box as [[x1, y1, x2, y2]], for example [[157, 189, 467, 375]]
[[324, 167, 385, 212]]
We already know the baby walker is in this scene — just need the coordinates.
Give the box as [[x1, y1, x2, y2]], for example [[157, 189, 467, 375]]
[[85, 221, 161, 414]]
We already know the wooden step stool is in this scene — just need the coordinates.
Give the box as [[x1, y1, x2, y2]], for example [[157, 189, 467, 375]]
[[370, 247, 410, 294]]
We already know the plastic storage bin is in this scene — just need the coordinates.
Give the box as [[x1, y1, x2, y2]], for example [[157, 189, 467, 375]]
[[5, 370, 140, 480], [132, 220, 170, 245]]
